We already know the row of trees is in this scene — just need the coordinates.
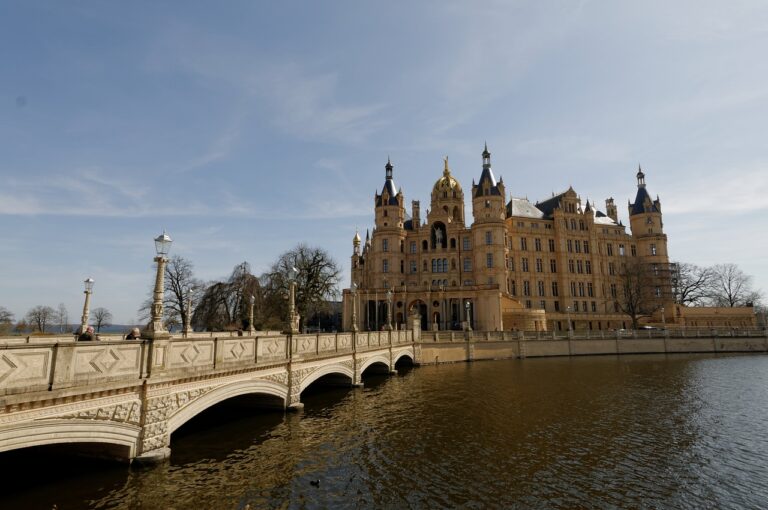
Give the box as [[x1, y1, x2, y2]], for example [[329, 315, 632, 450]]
[[140, 244, 341, 333], [615, 261, 764, 329], [673, 262, 763, 308], [0, 304, 114, 335]]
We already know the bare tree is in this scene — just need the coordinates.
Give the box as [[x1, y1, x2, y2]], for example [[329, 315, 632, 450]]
[[672, 262, 714, 306], [56, 303, 69, 333], [708, 263, 762, 307], [192, 262, 259, 331], [616, 259, 664, 329], [91, 307, 113, 333], [0, 306, 14, 335], [267, 244, 340, 331], [25, 305, 56, 333]]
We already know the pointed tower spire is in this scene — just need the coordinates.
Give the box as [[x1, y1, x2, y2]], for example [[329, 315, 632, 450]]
[[637, 164, 646, 188]]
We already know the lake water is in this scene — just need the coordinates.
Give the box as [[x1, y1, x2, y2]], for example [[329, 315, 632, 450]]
[[4, 353, 768, 509]]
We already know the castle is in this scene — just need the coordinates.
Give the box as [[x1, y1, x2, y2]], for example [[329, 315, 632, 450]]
[[342, 145, 754, 332]]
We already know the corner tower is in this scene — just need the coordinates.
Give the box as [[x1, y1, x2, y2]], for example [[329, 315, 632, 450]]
[[470, 143, 508, 292], [628, 166, 667, 264]]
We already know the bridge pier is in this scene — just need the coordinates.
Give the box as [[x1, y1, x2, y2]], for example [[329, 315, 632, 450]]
[[132, 446, 171, 466]]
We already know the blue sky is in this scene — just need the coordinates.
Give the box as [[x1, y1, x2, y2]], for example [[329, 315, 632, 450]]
[[1, 1, 767, 324]]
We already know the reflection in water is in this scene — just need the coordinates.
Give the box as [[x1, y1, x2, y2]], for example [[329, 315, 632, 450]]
[[3, 354, 768, 509]]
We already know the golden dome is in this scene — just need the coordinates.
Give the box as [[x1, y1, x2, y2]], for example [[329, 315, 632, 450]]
[[432, 157, 462, 196]]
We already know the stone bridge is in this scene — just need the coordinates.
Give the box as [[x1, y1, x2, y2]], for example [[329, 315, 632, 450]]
[[2, 325, 766, 464], [0, 328, 418, 463]]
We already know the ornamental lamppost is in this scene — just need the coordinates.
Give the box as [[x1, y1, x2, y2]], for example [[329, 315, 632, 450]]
[[143, 230, 172, 339], [248, 294, 256, 334], [183, 287, 194, 336], [80, 278, 94, 333], [661, 306, 666, 329], [385, 288, 393, 330], [351, 283, 358, 332], [287, 267, 299, 334], [566, 306, 573, 334], [464, 300, 472, 331]]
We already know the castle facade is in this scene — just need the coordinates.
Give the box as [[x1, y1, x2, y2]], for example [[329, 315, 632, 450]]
[[342, 145, 751, 332]]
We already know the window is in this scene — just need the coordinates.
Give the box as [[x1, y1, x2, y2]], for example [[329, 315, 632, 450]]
[[573, 301, 579, 312], [450, 238, 456, 249], [410, 261, 417, 273], [464, 258, 472, 271], [584, 241, 590, 254], [550, 259, 557, 273], [382, 239, 389, 252], [568, 259, 575, 273], [552, 282, 559, 296], [383, 259, 389, 273], [410, 241, 417, 254], [536, 258, 543, 272], [579, 220, 585, 231], [570, 281, 577, 296], [522, 257, 529, 272], [511, 280, 517, 295], [509, 257, 515, 271], [432, 259, 437, 273], [540, 300, 547, 310], [577, 260, 583, 274], [486, 231, 493, 245], [610, 284, 617, 298], [651, 244, 657, 256], [619, 244, 625, 256], [570, 219, 577, 230], [631, 245, 637, 256], [585, 260, 592, 274], [587, 282, 594, 297], [463, 237, 471, 250], [520, 238, 528, 250], [607, 243, 613, 256], [567, 240, 573, 252], [609, 262, 615, 275], [401, 260, 404, 273], [575, 240, 581, 253], [486, 253, 493, 268], [554, 301, 560, 311], [549, 239, 556, 251], [591, 301, 597, 312], [523, 281, 531, 296], [578, 282, 585, 297], [526, 300, 532, 309], [537, 280, 545, 296], [422, 240, 428, 251], [534, 238, 542, 251]]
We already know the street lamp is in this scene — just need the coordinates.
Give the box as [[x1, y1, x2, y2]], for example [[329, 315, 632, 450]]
[[464, 300, 472, 331], [143, 230, 172, 339], [287, 267, 299, 334], [248, 294, 256, 334], [351, 283, 358, 332], [661, 306, 666, 329], [183, 287, 195, 336], [385, 288, 393, 330], [80, 277, 94, 333], [566, 306, 573, 334]]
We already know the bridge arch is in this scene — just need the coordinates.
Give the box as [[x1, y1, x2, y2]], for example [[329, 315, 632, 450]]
[[393, 351, 414, 366], [168, 379, 288, 435], [359, 355, 391, 375], [299, 363, 354, 394], [0, 420, 140, 459]]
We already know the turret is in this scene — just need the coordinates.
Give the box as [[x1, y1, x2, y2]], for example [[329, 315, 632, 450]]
[[471, 143, 506, 223], [374, 157, 406, 230], [605, 197, 618, 223], [412, 200, 421, 229]]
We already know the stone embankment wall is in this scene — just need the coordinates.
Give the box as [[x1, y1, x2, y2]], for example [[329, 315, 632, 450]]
[[418, 330, 768, 364]]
